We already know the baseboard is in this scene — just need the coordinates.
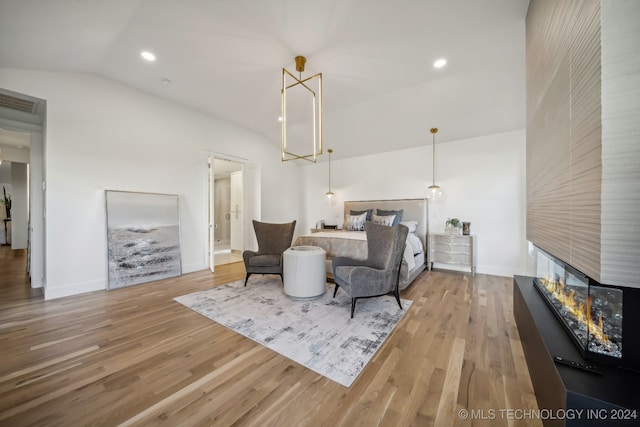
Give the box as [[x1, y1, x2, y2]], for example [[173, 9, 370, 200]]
[[477, 265, 518, 277], [44, 278, 105, 300], [430, 263, 516, 277], [182, 263, 209, 274], [43, 264, 215, 300]]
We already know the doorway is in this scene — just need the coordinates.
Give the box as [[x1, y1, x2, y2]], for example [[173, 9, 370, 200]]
[[211, 158, 244, 267], [0, 89, 45, 289]]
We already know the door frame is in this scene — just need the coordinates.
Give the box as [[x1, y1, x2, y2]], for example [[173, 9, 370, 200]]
[[208, 154, 260, 272]]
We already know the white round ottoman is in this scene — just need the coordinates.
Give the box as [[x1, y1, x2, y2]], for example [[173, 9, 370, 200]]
[[283, 246, 327, 299]]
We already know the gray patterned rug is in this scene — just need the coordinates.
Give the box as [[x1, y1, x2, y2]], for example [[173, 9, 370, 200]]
[[174, 275, 411, 387]]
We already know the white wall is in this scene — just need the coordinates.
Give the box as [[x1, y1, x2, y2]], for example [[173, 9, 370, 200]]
[[10, 162, 28, 249], [300, 129, 527, 277], [0, 68, 300, 299], [600, 0, 640, 288], [29, 131, 44, 287], [0, 145, 30, 163], [0, 162, 10, 182], [214, 177, 231, 244]]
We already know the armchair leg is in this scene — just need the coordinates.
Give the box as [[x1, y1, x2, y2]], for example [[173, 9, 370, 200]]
[[351, 298, 357, 318], [333, 284, 340, 298], [394, 287, 402, 310], [244, 273, 252, 287]]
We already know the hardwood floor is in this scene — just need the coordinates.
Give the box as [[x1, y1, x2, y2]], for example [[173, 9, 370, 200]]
[[0, 246, 541, 426]]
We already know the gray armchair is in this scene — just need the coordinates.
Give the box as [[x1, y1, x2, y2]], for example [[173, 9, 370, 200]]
[[332, 221, 409, 318], [243, 220, 296, 286]]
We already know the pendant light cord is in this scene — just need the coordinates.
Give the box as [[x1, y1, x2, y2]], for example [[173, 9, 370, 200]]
[[328, 149, 332, 192], [430, 127, 438, 188], [432, 131, 436, 186]]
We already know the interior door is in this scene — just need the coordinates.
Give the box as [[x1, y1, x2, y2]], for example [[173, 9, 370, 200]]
[[230, 171, 243, 252], [242, 163, 260, 251], [208, 157, 215, 272]]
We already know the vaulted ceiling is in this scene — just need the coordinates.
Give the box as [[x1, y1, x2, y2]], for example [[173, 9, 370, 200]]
[[0, 0, 529, 160]]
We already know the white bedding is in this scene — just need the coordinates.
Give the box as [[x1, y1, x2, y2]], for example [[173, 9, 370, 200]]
[[301, 230, 419, 271]]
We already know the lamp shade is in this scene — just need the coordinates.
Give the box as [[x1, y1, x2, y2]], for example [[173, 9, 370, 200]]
[[427, 185, 445, 203]]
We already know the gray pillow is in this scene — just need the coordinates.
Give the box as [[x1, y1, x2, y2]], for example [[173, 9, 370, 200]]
[[350, 209, 372, 221], [372, 214, 396, 226], [345, 212, 368, 231], [376, 209, 403, 225]]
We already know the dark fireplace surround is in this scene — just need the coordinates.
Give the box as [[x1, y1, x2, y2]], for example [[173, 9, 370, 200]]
[[514, 246, 640, 426], [531, 246, 640, 372]]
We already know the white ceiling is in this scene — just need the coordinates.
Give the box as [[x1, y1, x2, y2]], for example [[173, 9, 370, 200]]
[[0, 0, 529, 161]]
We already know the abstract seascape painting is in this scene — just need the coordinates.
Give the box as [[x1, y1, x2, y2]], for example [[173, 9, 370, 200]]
[[106, 190, 182, 290]]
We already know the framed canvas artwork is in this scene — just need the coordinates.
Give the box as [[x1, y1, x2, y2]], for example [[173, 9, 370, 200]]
[[105, 190, 182, 290]]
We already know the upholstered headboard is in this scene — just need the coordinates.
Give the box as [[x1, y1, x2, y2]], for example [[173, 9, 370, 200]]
[[343, 198, 428, 249]]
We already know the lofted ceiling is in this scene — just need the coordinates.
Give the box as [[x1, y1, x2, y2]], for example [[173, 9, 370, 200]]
[[0, 0, 530, 161]]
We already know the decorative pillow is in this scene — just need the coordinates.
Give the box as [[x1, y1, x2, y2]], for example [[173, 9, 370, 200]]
[[345, 212, 367, 231], [372, 214, 396, 226], [400, 220, 418, 233], [376, 209, 403, 225], [407, 232, 424, 255], [350, 209, 372, 221]]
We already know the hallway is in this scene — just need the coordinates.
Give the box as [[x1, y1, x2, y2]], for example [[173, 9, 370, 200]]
[[0, 246, 41, 302]]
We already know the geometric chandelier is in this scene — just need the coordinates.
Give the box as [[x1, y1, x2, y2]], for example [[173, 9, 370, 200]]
[[281, 55, 323, 162]]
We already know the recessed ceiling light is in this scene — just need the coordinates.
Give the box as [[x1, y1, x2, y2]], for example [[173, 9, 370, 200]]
[[434, 58, 447, 68], [161, 78, 172, 85], [141, 51, 156, 62]]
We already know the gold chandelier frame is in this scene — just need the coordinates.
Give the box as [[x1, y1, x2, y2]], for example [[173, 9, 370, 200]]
[[281, 56, 323, 162]]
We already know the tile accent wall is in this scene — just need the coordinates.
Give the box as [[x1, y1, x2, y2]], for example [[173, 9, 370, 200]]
[[527, 0, 640, 289], [526, 0, 602, 281]]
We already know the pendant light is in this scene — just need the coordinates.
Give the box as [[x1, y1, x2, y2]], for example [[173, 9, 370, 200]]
[[281, 55, 323, 162], [427, 127, 445, 202], [326, 148, 334, 198]]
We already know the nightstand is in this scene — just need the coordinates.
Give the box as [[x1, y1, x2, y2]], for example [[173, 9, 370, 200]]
[[428, 233, 476, 275]]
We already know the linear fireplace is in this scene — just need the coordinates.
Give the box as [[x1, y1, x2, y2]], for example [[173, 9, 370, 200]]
[[532, 246, 640, 372]]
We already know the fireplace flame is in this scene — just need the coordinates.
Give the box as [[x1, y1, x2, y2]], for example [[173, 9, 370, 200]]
[[541, 277, 612, 350]]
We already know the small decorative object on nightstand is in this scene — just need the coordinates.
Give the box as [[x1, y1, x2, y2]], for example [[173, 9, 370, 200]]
[[428, 232, 476, 275], [462, 222, 471, 236], [310, 224, 339, 233], [445, 218, 462, 235]]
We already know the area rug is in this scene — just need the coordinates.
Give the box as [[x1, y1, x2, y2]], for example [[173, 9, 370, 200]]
[[173, 275, 411, 387]]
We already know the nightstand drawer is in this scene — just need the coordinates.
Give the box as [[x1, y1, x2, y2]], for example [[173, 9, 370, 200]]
[[430, 251, 472, 265], [431, 242, 471, 252], [431, 234, 470, 245]]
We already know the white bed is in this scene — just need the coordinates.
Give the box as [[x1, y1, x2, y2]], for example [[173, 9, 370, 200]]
[[293, 198, 428, 290]]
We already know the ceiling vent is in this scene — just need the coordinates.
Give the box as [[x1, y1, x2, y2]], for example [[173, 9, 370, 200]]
[[0, 93, 36, 113]]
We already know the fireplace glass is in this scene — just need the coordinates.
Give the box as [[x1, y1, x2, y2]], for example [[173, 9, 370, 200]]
[[532, 247, 623, 360]]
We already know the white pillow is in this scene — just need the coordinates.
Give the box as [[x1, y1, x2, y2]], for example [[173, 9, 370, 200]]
[[345, 212, 367, 231], [372, 214, 396, 226], [407, 232, 424, 255], [400, 220, 418, 233]]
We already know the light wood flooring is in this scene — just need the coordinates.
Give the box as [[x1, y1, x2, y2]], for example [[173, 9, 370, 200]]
[[213, 250, 243, 267], [0, 246, 541, 426]]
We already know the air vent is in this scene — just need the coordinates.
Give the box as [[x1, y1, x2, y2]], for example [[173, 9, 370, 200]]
[[0, 93, 36, 113]]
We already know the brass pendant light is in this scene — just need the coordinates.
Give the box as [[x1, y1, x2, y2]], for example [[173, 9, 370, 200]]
[[326, 148, 334, 198], [281, 56, 323, 162], [427, 127, 444, 202]]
